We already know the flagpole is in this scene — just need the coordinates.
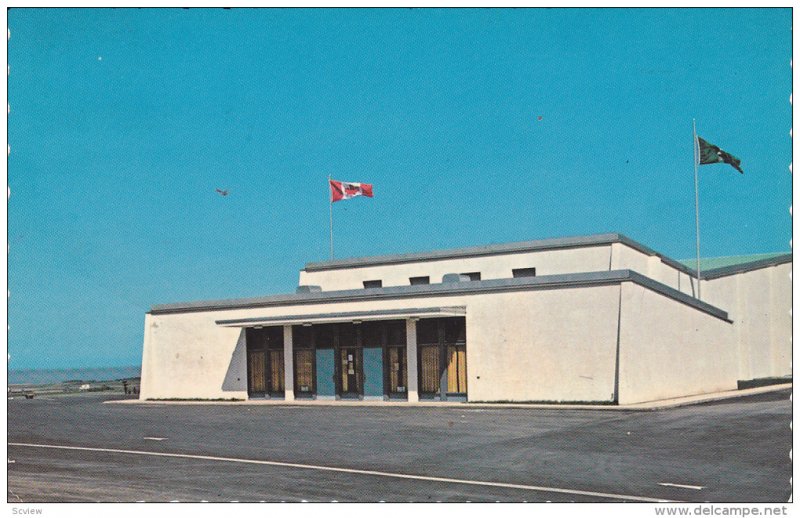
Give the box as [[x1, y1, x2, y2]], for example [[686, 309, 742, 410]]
[[693, 119, 701, 300], [328, 175, 334, 260]]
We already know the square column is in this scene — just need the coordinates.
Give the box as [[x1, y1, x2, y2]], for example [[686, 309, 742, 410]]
[[283, 325, 294, 401], [406, 319, 419, 403]]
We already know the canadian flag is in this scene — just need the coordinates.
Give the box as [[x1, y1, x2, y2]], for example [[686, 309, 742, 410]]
[[329, 179, 374, 203]]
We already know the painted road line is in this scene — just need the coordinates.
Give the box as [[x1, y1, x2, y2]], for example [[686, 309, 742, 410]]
[[143, 437, 166, 441], [658, 482, 705, 490], [8, 442, 677, 503]]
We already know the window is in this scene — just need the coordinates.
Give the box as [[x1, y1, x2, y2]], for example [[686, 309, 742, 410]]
[[363, 280, 382, 289], [337, 323, 357, 348], [247, 350, 266, 394], [447, 345, 467, 393], [444, 317, 466, 344], [315, 324, 336, 348], [386, 320, 406, 346], [361, 321, 383, 347], [461, 272, 481, 281], [294, 349, 314, 394], [512, 267, 537, 278], [409, 276, 430, 285], [387, 347, 407, 393], [419, 346, 440, 394], [268, 349, 284, 393], [416, 319, 439, 345]]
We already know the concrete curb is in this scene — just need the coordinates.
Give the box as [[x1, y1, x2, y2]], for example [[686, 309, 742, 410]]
[[106, 383, 791, 411]]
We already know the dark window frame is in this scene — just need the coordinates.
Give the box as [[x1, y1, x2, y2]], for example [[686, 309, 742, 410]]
[[409, 276, 430, 285], [363, 280, 383, 289], [461, 272, 481, 281], [512, 267, 537, 278]]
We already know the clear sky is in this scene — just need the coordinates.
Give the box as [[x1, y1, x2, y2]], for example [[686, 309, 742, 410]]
[[8, 8, 792, 370]]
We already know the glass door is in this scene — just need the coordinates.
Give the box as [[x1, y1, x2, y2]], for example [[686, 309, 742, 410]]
[[339, 347, 362, 396], [267, 349, 284, 395], [419, 345, 440, 395], [387, 346, 407, 395], [247, 349, 266, 397], [294, 348, 315, 397], [446, 344, 467, 394]]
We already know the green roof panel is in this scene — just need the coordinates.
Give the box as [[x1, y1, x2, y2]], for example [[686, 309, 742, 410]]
[[678, 253, 790, 271]]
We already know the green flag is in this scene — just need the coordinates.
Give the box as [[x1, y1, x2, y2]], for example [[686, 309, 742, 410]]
[[697, 136, 743, 174]]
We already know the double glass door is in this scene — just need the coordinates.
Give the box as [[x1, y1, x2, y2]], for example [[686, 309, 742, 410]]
[[418, 343, 467, 397], [247, 348, 284, 397]]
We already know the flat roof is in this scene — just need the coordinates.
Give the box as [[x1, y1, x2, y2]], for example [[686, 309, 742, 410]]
[[302, 232, 695, 275], [678, 252, 789, 271], [695, 253, 792, 279], [302, 232, 790, 281], [151, 269, 730, 322]]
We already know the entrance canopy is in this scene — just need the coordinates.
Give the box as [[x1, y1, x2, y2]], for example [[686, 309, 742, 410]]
[[215, 306, 466, 328]]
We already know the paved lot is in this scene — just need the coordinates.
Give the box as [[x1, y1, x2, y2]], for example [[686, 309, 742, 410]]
[[7, 390, 791, 503]]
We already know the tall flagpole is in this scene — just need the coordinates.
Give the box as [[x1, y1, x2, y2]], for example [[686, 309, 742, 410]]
[[693, 119, 701, 300], [328, 175, 334, 260]]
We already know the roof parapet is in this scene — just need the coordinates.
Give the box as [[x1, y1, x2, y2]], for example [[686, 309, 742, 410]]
[[151, 269, 730, 322]]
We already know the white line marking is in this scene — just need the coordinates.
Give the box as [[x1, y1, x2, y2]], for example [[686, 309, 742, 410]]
[[8, 442, 677, 503], [143, 437, 166, 441], [658, 482, 705, 490]]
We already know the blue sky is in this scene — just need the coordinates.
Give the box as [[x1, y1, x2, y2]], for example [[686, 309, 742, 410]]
[[8, 8, 791, 370]]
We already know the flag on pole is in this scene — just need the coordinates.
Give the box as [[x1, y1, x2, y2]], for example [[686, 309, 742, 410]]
[[329, 179, 374, 202], [697, 137, 743, 173]]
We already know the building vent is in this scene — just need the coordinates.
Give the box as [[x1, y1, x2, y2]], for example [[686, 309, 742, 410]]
[[296, 285, 322, 294], [442, 273, 471, 283]]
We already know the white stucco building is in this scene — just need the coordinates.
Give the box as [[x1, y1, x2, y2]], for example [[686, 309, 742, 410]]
[[139, 233, 791, 405]]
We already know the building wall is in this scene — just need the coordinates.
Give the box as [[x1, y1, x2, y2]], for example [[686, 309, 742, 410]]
[[141, 271, 782, 404], [298, 245, 614, 290], [465, 285, 620, 403], [700, 263, 791, 382], [609, 243, 695, 296], [300, 241, 697, 296], [139, 309, 249, 400], [616, 282, 737, 405], [141, 285, 622, 402]]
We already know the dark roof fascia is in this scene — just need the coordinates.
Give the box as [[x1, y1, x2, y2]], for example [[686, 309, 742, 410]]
[[151, 269, 729, 322], [626, 270, 730, 322], [700, 254, 792, 280], [615, 236, 695, 276], [215, 306, 466, 326], [151, 270, 626, 314], [302, 232, 698, 277]]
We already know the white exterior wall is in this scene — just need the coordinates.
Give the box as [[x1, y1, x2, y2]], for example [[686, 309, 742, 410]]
[[701, 263, 791, 382], [616, 282, 737, 405], [141, 285, 622, 402], [299, 246, 614, 290], [139, 311, 249, 400], [466, 285, 620, 403], [609, 243, 695, 296], [301, 241, 698, 296]]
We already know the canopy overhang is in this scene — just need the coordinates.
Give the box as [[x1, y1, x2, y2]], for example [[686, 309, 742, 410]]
[[215, 306, 466, 328]]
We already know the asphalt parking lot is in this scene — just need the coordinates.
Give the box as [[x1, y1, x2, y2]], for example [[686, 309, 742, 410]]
[[7, 389, 791, 503]]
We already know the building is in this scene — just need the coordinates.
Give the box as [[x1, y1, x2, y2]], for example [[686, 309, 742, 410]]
[[139, 233, 791, 405]]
